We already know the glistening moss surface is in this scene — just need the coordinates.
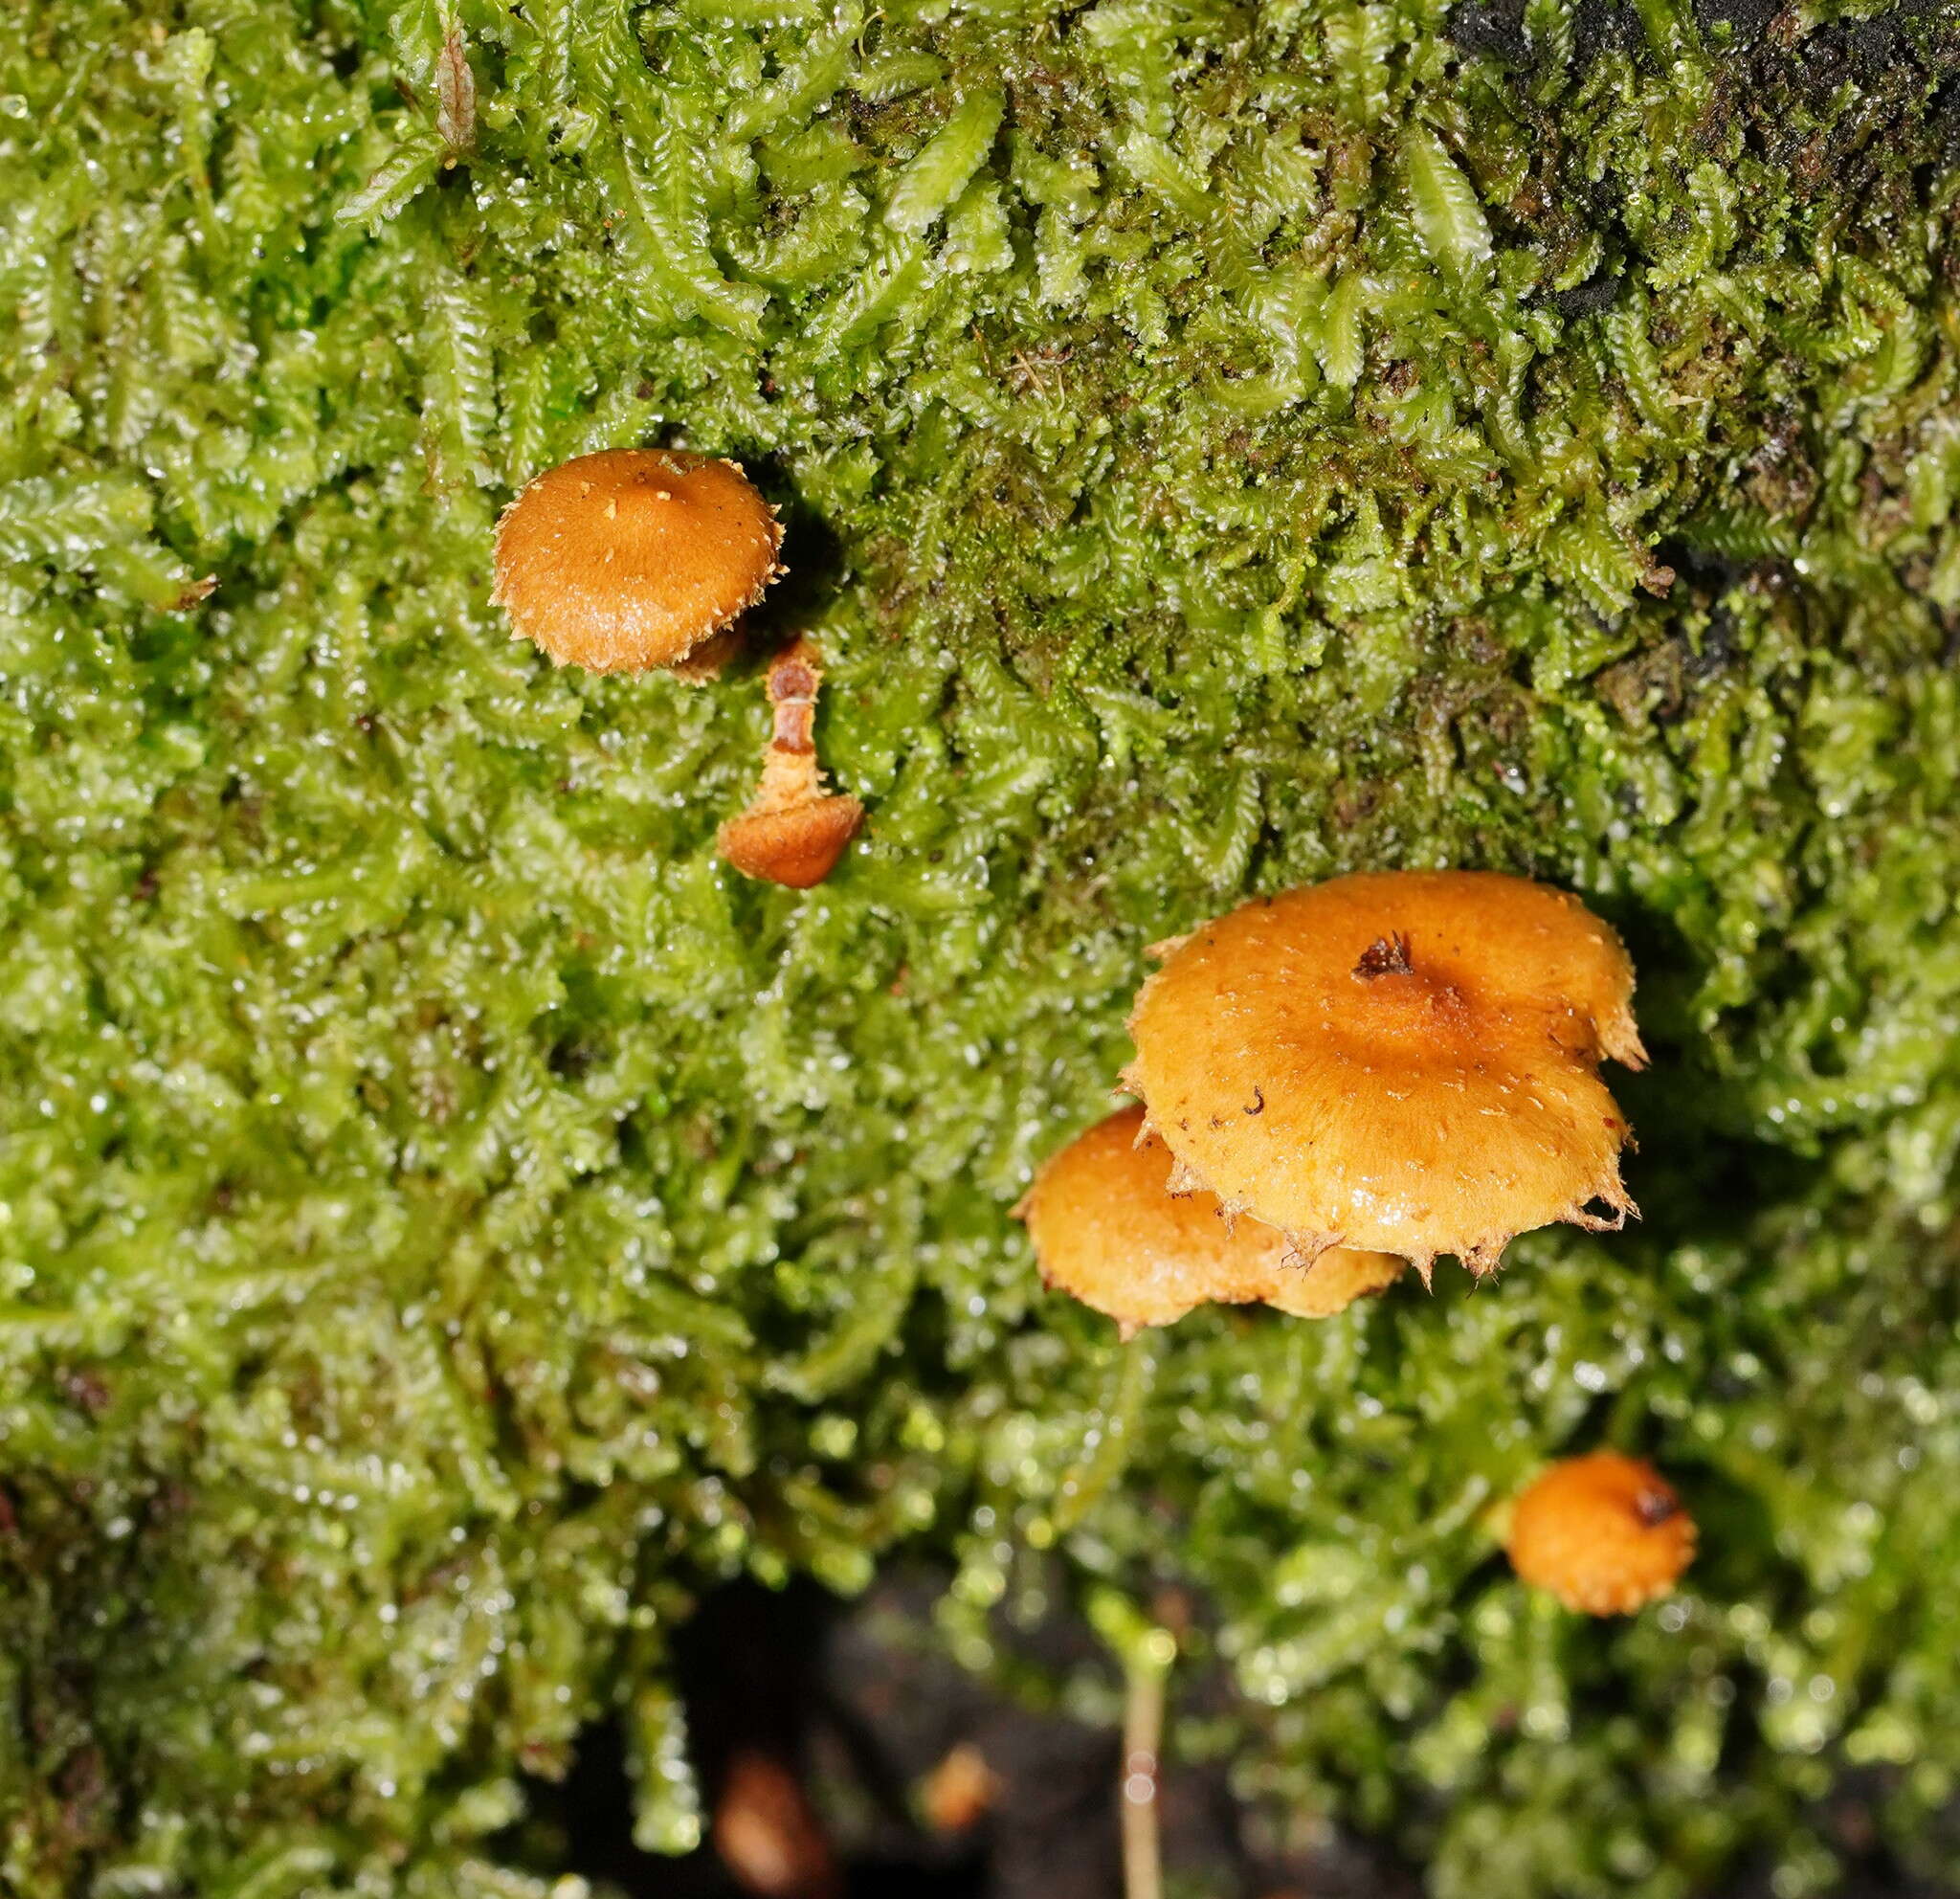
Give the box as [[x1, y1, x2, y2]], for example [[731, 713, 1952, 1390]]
[[3, 0, 1960, 1892]]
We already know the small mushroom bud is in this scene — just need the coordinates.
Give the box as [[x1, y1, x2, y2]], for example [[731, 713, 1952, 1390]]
[[712, 1747, 843, 1899], [1504, 1451, 1697, 1615], [717, 639, 864, 888], [1015, 1106, 1405, 1337], [492, 448, 784, 675], [1123, 870, 1645, 1281], [921, 1743, 1000, 1835]]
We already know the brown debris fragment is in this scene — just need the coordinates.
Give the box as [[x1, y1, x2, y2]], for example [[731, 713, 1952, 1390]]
[[1352, 931, 1414, 979]]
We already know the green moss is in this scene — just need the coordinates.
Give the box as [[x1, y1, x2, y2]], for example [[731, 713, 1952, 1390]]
[[3, 0, 1959, 1891]]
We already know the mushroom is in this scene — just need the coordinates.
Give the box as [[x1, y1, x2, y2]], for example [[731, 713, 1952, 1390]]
[[1503, 1451, 1696, 1615], [492, 448, 784, 675], [1260, 1243, 1408, 1320], [716, 638, 863, 888], [1122, 870, 1644, 1281], [1014, 1105, 1405, 1337], [921, 1744, 1000, 1835], [712, 1747, 843, 1899]]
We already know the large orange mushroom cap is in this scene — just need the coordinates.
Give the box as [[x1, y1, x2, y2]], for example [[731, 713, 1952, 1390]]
[[1014, 1106, 1405, 1336], [492, 448, 783, 674], [1505, 1451, 1696, 1615], [1123, 871, 1643, 1279]]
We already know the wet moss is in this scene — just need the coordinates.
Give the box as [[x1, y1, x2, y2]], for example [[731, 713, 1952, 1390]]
[[2, 0, 1959, 1893]]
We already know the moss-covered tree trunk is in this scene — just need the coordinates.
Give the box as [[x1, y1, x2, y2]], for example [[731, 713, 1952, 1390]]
[[3, 0, 1959, 1892]]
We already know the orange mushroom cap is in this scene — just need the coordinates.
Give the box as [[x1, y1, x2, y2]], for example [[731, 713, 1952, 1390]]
[[1504, 1451, 1696, 1615], [1123, 871, 1644, 1279], [1014, 1105, 1405, 1336], [492, 448, 783, 674]]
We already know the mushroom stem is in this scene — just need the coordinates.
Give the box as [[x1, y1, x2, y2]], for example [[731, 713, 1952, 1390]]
[[766, 638, 822, 750], [1084, 1587, 1177, 1899], [1119, 1642, 1168, 1899], [748, 742, 823, 816]]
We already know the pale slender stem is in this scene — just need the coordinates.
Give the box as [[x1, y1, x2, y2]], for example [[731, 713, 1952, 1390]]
[[1120, 1651, 1167, 1899]]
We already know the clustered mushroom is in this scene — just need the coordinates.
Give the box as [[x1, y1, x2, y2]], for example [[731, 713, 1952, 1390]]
[[1023, 869, 1645, 1331], [493, 447, 861, 888], [1503, 1451, 1697, 1614], [1019, 866, 1694, 1620], [1015, 1106, 1403, 1338]]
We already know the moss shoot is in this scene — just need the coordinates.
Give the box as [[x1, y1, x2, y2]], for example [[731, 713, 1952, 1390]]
[[3, 1, 1960, 1894]]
